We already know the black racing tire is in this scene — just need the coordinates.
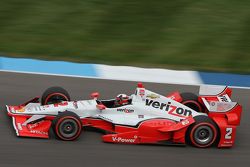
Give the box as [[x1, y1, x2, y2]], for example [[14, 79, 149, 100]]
[[181, 92, 203, 113], [52, 111, 82, 141], [41, 86, 70, 105], [186, 116, 218, 148]]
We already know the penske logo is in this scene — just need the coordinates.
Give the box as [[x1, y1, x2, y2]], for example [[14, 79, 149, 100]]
[[145, 99, 192, 117]]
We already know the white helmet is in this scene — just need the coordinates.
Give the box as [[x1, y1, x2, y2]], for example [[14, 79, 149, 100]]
[[115, 94, 129, 106]]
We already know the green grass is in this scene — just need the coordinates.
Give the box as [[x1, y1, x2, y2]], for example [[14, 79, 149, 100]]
[[0, 0, 250, 73]]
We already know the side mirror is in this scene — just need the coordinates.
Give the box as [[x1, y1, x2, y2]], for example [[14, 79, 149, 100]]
[[91, 92, 100, 99]]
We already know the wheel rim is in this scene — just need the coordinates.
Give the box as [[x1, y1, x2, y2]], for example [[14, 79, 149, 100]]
[[193, 125, 214, 145], [59, 119, 78, 138], [45, 93, 68, 105]]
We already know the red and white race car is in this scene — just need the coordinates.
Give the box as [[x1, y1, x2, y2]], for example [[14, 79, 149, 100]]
[[6, 83, 242, 148]]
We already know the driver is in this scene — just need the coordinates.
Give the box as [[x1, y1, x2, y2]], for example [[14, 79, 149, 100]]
[[114, 94, 130, 107]]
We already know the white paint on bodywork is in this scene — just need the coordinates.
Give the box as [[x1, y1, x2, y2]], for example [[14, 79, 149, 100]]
[[25, 103, 41, 109], [12, 117, 19, 136], [22, 115, 46, 126], [206, 101, 237, 112], [9, 88, 206, 126], [199, 85, 227, 95]]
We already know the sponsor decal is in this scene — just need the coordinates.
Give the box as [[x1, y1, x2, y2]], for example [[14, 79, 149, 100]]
[[217, 103, 232, 111], [223, 140, 233, 144], [181, 119, 190, 126], [28, 120, 45, 129], [145, 99, 192, 117], [17, 108, 25, 113], [146, 93, 160, 99], [30, 130, 48, 135], [211, 102, 216, 106], [138, 115, 144, 118], [117, 108, 134, 113], [112, 136, 137, 143], [218, 95, 229, 102], [210, 101, 232, 111]]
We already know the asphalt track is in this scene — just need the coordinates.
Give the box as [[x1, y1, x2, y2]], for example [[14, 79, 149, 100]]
[[0, 71, 249, 167]]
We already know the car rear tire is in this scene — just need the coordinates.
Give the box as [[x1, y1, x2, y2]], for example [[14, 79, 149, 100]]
[[41, 86, 70, 105], [181, 92, 203, 113], [53, 111, 82, 141], [186, 116, 218, 148]]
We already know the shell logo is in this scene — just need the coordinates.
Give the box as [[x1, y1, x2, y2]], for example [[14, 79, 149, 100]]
[[17, 108, 25, 112]]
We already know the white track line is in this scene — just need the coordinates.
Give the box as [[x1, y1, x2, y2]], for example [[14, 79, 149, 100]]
[[0, 69, 249, 90]]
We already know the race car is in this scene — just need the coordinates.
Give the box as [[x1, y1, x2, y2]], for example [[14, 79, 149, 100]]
[[6, 83, 242, 148]]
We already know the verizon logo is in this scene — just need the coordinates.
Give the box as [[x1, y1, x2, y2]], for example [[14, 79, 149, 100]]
[[145, 99, 192, 117], [117, 108, 134, 113]]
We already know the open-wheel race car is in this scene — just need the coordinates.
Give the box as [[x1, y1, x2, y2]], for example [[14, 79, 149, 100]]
[[6, 83, 242, 148]]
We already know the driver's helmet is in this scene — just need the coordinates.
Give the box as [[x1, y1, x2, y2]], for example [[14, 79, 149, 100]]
[[115, 94, 129, 106]]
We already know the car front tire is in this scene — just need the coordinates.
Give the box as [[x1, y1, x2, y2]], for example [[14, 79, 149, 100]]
[[53, 111, 82, 141]]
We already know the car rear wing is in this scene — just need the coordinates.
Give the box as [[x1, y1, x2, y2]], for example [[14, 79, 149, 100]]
[[198, 85, 235, 112], [198, 85, 242, 147], [198, 85, 242, 126]]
